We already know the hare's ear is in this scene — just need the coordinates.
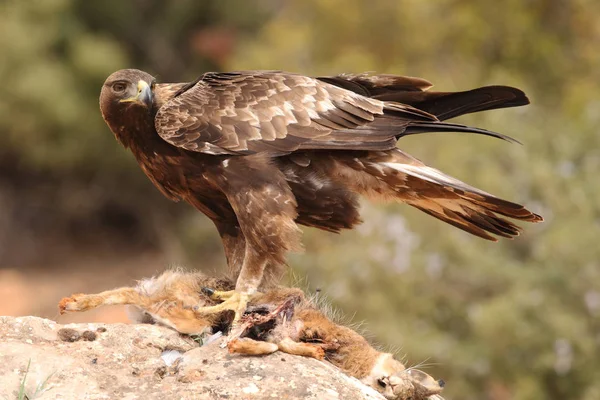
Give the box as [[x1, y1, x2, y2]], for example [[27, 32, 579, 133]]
[[393, 369, 445, 397]]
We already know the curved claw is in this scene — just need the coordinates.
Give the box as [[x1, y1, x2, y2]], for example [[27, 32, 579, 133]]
[[201, 287, 215, 297]]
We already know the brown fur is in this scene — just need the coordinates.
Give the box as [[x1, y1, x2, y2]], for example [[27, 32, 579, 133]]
[[59, 269, 444, 399], [59, 270, 233, 334]]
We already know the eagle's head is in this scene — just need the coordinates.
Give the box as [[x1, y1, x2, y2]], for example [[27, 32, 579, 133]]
[[99, 69, 156, 145]]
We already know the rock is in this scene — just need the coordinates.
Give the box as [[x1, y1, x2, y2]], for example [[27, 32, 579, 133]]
[[0, 316, 387, 399]]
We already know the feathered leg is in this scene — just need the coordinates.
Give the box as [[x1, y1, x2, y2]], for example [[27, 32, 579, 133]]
[[195, 156, 303, 337]]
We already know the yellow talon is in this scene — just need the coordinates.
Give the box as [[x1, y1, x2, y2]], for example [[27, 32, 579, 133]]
[[194, 289, 253, 323]]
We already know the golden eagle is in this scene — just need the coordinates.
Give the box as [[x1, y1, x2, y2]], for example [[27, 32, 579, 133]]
[[100, 69, 542, 320]]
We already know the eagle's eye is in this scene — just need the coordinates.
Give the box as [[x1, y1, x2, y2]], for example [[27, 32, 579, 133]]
[[112, 82, 128, 93]]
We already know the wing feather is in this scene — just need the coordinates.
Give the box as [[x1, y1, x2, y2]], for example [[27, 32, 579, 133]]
[[318, 73, 529, 121], [154, 71, 525, 155], [154, 71, 435, 155]]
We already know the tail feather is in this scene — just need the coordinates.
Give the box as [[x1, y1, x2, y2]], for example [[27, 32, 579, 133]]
[[377, 156, 542, 241], [459, 190, 541, 222], [407, 193, 526, 241], [412, 204, 499, 241]]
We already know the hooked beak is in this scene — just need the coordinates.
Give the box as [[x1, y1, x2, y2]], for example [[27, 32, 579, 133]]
[[119, 80, 153, 108]]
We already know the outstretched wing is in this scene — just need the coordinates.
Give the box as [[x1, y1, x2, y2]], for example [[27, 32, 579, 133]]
[[153, 71, 436, 155]]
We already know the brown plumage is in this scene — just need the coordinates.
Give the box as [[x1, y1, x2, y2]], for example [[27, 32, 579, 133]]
[[99, 69, 542, 319]]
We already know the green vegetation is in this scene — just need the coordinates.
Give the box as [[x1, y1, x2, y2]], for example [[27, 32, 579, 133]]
[[1, 1, 598, 398], [17, 359, 54, 400]]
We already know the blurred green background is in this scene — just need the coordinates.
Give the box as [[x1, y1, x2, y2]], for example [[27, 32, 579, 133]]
[[1, 0, 599, 399]]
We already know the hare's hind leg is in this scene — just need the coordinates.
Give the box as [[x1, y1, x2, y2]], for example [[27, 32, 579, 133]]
[[227, 338, 279, 355], [277, 337, 325, 360]]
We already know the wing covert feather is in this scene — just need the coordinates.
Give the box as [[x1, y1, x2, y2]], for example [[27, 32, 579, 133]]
[[154, 71, 432, 155]]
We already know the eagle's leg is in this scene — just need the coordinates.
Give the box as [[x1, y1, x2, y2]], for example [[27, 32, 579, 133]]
[[195, 245, 268, 321], [195, 283, 260, 320], [194, 160, 302, 339], [193, 290, 253, 317], [193, 245, 272, 346], [192, 221, 266, 323]]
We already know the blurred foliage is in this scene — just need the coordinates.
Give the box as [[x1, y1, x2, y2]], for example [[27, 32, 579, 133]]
[[1, 0, 599, 399]]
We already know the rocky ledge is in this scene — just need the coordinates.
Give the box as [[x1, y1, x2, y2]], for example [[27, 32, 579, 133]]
[[0, 316, 387, 399]]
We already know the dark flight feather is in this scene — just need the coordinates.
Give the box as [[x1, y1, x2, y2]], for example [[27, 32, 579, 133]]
[[318, 73, 529, 120]]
